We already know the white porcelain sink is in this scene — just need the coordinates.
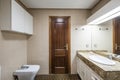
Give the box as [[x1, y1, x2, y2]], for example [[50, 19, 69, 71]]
[[89, 55, 116, 66]]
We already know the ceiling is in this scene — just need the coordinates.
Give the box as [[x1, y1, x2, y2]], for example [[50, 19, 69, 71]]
[[20, 0, 100, 9]]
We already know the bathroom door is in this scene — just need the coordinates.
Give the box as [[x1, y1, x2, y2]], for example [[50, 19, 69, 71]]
[[114, 17, 120, 54], [49, 16, 70, 74]]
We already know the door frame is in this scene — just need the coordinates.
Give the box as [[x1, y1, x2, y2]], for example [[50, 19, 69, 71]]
[[49, 16, 71, 74], [113, 19, 116, 53], [113, 17, 120, 53]]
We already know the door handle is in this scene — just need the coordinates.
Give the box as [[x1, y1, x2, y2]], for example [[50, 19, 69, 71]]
[[115, 44, 117, 50], [64, 43, 68, 50], [115, 43, 120, 50]]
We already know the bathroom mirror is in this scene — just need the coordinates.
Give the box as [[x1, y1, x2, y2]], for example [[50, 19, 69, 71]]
[[98, 16, 120, 54]]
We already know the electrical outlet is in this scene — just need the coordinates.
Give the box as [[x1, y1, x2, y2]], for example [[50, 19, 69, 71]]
[[86, 44, 89, 48], [94, 44, 97, 48]]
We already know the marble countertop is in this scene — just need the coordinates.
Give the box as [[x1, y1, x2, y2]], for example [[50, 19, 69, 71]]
[[77, 51, 120, 80]]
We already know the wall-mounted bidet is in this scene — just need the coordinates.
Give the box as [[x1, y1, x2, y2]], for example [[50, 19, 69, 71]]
[[13, 65, 40, 80]]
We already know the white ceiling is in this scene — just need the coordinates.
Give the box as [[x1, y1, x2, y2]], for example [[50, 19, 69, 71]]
[[20, 0, 100, 9]]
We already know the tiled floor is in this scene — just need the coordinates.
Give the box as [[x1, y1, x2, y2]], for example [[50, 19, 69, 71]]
[[35, 74, 81, 80]]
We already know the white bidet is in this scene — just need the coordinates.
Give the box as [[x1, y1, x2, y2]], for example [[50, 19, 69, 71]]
[[13, 65, 40, 80]]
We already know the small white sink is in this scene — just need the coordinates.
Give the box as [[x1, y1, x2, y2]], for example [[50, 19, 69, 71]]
[[89, 55, 116, 66]]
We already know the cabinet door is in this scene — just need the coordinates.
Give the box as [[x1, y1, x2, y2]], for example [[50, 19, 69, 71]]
[[77, 57, 103, 80], [24, 10, 33, 34], [11, 0, 25, 32], [77, 58, 80, 74], [80, 59, 87, 80], [77, 57, 86, 80], [85, 65, 93, 80], [85, 61, 103, 80]]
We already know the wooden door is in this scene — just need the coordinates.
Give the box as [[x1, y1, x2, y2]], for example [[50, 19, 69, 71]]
[[114, 17, 120, 54], [49, 17, 70, 74]]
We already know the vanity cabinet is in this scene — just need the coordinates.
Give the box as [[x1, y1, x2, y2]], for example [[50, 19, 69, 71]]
[[77, 57, 103, 80], [77, 57, 86, 80], [0, 0, 33, 35]]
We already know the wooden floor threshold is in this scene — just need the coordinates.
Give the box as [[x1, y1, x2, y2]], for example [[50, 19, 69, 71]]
[[35, 74, 81, 80]]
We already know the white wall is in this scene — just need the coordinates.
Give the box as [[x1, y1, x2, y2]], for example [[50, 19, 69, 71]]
[[0, 32, 27, 80]]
